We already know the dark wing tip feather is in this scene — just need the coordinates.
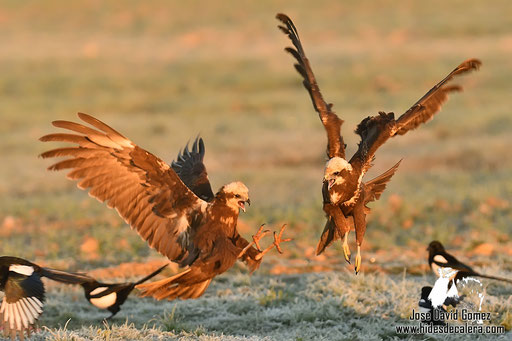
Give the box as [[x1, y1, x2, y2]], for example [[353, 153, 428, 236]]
[[276, 13, 303, 55], [198, 137, 205, 159], [276, 13, 290, 22], [457, 58, 482, 73], [276, 14, 295, 34], [277, 25, 288, 35], [191, 137, 199, 154], [445, 59, 481, 83]]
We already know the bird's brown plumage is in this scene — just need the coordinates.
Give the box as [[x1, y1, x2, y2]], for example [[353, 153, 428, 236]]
[[315, 160, 401, 255], [277, 13, 345, 160], [277, 13, 481, 272], [40, 113, 261, 299], [350, 57, 481, 174]]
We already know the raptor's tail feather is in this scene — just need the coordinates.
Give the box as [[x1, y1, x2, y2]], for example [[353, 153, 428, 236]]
[[316, 219, 337, 256], [136, 269, 211, 301]]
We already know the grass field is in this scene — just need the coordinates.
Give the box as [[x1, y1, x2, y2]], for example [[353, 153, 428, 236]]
[[0, 0, 511, 339]]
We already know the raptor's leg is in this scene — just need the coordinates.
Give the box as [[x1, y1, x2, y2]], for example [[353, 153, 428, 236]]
[[255, 225, 292, 260], [238, 224, 271, 258], [342, 231, 351, 264], [352, 202, 367, 274], [322, 203, 351, 262], [331, 207, 351, 264]]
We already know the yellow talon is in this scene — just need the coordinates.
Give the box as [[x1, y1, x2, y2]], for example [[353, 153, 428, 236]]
[[342, 232, 351, 264], [354, 245, 361, 274]]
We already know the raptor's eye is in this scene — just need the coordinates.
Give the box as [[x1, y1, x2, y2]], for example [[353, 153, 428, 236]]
[[235, 194, 241, 198], [333, 171, 340, 176]]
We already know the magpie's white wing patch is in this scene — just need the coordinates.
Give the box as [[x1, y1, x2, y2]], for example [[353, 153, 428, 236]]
[[89, 287, 117, 309], [9, 265, 34, 276], [433, 255, 448, 264], [90, 286, 108, 296], [431, 255, 451, 277]]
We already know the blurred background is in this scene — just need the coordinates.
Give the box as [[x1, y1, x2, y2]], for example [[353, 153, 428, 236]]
[[0, 0, 511, 277]]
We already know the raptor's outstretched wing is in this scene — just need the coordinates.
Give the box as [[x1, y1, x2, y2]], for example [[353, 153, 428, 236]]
[[350, 59, 481, 173], [40, 113, 207, 266], [395, 59, 481, 135], [171, 137, 214, 202], [277, 13, 346, 159]]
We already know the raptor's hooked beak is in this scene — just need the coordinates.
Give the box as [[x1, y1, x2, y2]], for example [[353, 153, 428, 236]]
[[327, 178, 336, 190], [238, 198, 251, 212]]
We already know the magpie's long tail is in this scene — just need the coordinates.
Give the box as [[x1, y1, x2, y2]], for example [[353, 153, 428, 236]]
[[476, 273, 512, 284], [134, 264, 168, 285], [41, 267, 94, 284]]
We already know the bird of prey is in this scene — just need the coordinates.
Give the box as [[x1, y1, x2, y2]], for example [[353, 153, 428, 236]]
[[82, 264, 168, 319], [40, 113, 289, 301], [276, 13, 481, 273], [427, 241, 512, 284], [0, 256, 92, 340]]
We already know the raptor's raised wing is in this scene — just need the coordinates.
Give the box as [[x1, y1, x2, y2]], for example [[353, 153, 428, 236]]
[[40, 113, 207, 266], [277, 13, 346, 159], [350, 59, 481, 174], [171, 137, 214, 202], [395, 59, 481, 135]]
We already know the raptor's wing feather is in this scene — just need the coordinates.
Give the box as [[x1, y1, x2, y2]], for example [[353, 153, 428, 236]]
[[277, 13, 345, 159], [40, 113, 206, 266], [350, 59, 481, 174], [395, 59, 481, 134], [363, 160, 401, 205]]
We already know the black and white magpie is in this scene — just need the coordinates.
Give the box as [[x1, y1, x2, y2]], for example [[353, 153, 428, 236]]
[[427, 241, 512, 284], [81, 264, 168, 319], [0, 256, 92, 340], [418, 286, 464, 326], [418, 286, 447, 326]]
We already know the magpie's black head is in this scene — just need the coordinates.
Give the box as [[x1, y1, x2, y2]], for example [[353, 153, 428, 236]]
[[420, 286, 432, 300], [427, 241, 445, 255]]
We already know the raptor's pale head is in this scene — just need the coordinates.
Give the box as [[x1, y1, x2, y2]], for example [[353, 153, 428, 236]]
[[219, 181, 251, 213], [323, 157, 352, 190]]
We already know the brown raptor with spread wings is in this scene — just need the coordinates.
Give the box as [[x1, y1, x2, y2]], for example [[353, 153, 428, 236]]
[[277, 13, 481, 273], [40, 113, 288, 300]]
